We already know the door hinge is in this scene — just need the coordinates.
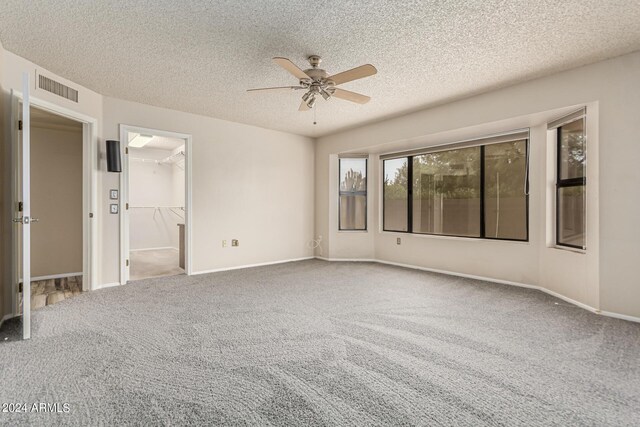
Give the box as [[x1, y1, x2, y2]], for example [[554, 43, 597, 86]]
[[18, 120, 23, 130], [18, 201, 23, 212], [18, 282, 23, 293], [126, 203, 129, 210], [125, 147, 129, 155], [89, 212, 94, 218], [126, 259, 129, 267]]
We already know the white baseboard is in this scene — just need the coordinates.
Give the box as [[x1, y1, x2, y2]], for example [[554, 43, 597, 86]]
[[93, 282, 121, 291], [192, 256, 315, 276], [314, 256, 639, 324], [130, 247, 179, 252], [599, 310, 640, 323], [536, 286, 600, 314], [375, 259, 540, 290], [315, 256, 377, 262]]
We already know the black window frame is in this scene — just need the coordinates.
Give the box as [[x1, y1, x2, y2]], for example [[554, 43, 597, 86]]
[[555, 119, 586, 250], [382, 157, 410, 233], [382, 140, 529, 242], [338, 157, 368, 231]]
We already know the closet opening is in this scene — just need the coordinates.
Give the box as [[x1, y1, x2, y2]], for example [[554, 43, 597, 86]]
[[124, 131, 187, 281]]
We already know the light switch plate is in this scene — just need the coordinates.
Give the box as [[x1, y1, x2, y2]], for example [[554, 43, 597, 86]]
[[396, 237, 401, 245], [109, 189, 119, 200], [110, 204, 119, 214], [232, 239, 239, 247]]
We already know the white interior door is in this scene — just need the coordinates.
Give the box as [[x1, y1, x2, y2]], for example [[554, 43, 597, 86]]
[[17, 72, 32, 339]]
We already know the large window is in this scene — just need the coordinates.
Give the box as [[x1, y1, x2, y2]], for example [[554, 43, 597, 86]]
[[339, 157, 367, 230], [383, 136, 528, 241], [556, 118, 586, 249]]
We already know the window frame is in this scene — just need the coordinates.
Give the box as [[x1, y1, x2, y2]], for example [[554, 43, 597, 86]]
[[338, 157, 368, 231], [555, 119, 586, 250], [382, 139, 529, 242], [382, 156, 410, 233]]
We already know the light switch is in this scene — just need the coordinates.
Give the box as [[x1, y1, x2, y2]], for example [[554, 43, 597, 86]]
[[232, 239, 239, 247], [110, 204, 119, 214]]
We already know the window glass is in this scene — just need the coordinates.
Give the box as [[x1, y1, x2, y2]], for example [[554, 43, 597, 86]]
[[412, 147, 481, 237], [558, 186, 586, 248], [557, 118, 586, 249], [484, 140, 527, 240], [383, 158, 408, 231], [339, 158, 367, 230], [559, 118, 586, 180]]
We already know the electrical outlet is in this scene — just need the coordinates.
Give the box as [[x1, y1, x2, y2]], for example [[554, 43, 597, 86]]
[[222, 240, 227, 247], [396, 237, 401, 245], [231, 239, 239, 247]]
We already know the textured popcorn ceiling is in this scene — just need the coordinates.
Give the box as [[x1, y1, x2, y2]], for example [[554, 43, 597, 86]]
[[1, 1, 639, 137]]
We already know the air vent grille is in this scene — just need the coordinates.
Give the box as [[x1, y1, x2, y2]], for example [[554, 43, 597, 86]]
[[38, 74, 79, 103]]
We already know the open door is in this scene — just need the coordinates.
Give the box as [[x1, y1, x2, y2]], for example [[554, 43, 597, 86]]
[[13, 73, 33, 339]]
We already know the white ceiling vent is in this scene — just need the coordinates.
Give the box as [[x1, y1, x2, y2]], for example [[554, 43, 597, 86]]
[[37, 73, 78, 103]]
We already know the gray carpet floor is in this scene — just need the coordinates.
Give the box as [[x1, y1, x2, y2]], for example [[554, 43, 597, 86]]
[[1, 259, 639, 426]]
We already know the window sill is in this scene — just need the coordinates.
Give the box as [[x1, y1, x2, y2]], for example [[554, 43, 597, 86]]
[[379, 230, 530, 245], [551, 245, 586, 254], [338, 230, 368, 234]]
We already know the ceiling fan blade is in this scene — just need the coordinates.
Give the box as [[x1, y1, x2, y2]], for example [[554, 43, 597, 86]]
[[273, 57, 310, 80], [332, 88, 371, 104], [328, 64, 377, 86], [298, 100, 310, 111], [247, 86, 304, 92]]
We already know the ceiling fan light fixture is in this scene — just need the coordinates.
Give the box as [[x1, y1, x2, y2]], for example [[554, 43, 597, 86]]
[[321, 89, 331, 100], [301, 92, 311, 102], [307, 97, 316, 108]]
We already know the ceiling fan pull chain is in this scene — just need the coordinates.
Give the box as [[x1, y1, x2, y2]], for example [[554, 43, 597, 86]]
[[313, 104, 317, 125]]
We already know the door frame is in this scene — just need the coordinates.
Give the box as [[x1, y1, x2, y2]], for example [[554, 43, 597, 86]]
[[10, 90, 98, 317], [118, 124, 193, 284]]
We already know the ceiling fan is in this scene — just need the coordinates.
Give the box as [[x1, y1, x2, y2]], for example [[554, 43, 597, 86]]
[[247, 56, 377, 111]]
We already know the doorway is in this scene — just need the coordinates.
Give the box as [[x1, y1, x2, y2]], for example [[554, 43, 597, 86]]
[[17, 107, 85, 311], [10, 76, 98, 339], [119, 125, 192, 283]]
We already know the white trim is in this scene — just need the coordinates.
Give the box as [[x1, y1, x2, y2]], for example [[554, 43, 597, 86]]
[[599, 310, 640, 324], [374, 259, 540, 290], [129, 247, 178, 253], [119, 125, 194, 285], [11, 88, 99, 294], [315, 256, 377, 263], [192, 257, 315, 276], [93, 282, 121, 291], [314, 257, 639, 324], [538, 287, 599, 314]]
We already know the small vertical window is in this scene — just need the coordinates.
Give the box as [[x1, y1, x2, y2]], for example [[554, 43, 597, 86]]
[[339, 158, 367, 230], [556, 118, 586, 249], [383, 157, 409, 231]]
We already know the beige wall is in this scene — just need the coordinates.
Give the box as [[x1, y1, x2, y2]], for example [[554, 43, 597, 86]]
[[30, 124, 83, 277], [1, 45, 314, 314], [102, 98, 315, 282], [317, 51, 640, 319]]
